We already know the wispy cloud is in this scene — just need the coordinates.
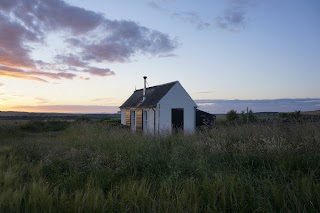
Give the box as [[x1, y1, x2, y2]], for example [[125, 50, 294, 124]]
[[148, 0, 260, 32], [0, 65, 78, 82], [91, 98, 112, 102], [11, 105, 119, 113], [148, 2, 211, 30], [35, 97, 51, 104], [82, 67, 115, 77], [0, 0, 177, 82], [91, 98, 121, 105], [215, 0, 260, 32]]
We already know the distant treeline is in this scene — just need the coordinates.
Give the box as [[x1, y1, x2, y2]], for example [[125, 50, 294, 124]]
[[222, 110, 320, 124]]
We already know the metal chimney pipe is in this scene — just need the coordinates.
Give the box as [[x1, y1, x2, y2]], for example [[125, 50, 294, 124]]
[[143, 76, 147, 101]]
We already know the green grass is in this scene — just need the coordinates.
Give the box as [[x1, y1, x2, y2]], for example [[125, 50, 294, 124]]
[[19, 120, 71, 132], [0, 120, 319, 212]]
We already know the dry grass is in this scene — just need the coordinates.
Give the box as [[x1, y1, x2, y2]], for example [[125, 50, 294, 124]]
[[0, 120, 319, 212]]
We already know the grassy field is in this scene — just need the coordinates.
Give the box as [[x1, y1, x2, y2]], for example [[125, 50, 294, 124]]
[[0, 119, 319, 212]]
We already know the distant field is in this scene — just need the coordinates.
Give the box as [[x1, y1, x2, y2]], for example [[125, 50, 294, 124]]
[[302, 110, 320, 115], [214, 114, 226, 120], [0, 119, 319, 212], [0, 120, 28, 126]]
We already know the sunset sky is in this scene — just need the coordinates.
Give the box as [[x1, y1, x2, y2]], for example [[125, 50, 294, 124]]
[[0, 0, 319, 113]]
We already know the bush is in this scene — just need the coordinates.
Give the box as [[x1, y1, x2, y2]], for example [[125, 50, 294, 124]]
[[226, 110, 239, 122], [279, 110, 301, 121], [240, 109, 257, 123], [99, 117, 120, 124]]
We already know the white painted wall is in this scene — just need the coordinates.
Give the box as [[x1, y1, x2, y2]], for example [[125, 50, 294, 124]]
[[120, 109, 126, 125], [158, 82, 197, 134], [120, 82, 197, 134]]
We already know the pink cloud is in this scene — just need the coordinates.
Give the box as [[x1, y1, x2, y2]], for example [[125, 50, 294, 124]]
[[0, 0, 177, 82], [0, 65, 78, 82], [82, 67, 115, 76], [11, 105, 119, 114]]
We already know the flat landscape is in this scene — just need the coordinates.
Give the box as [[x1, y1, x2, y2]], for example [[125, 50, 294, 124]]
[[0, 116, 319, 212], [1, 0, 319, 212]]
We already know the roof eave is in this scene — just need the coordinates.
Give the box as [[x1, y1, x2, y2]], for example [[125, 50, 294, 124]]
[[119, 104, 157, 109]]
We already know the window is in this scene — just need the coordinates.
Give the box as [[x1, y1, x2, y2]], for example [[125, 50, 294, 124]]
[[144, 110, 148, 128]]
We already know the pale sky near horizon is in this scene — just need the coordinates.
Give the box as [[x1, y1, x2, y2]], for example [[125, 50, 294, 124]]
[[0, 0, 319, 113]]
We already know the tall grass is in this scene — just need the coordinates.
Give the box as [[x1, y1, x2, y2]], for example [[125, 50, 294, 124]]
[[0, 120, 319, 212]]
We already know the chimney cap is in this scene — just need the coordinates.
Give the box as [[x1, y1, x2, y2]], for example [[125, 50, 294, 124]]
[[143, 76, 147, 79]]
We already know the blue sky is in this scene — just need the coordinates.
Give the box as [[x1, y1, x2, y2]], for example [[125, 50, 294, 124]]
[[0, 0, 319, 113]]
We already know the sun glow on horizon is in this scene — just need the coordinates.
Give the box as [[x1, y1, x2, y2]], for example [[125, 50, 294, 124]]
[[3, 105, 119, 114]]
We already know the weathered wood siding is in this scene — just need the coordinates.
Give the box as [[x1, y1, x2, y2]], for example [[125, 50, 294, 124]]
[[125, 109, 131, 126], [136, 109, 143, 129]]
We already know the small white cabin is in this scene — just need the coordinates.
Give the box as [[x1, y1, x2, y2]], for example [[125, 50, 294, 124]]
[[119, 78, 197, 134]]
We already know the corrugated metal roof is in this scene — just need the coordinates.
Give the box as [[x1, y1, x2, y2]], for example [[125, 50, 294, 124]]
[[120, 81, 178, 108]]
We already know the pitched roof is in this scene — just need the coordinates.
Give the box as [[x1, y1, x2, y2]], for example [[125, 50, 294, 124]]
[[120, 81, 178, 108]]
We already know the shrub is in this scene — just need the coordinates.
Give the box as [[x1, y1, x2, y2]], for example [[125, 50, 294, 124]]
[[226, 110, 239, 122], [99, 117, 121, 124], [240, 109, 257, 123]]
